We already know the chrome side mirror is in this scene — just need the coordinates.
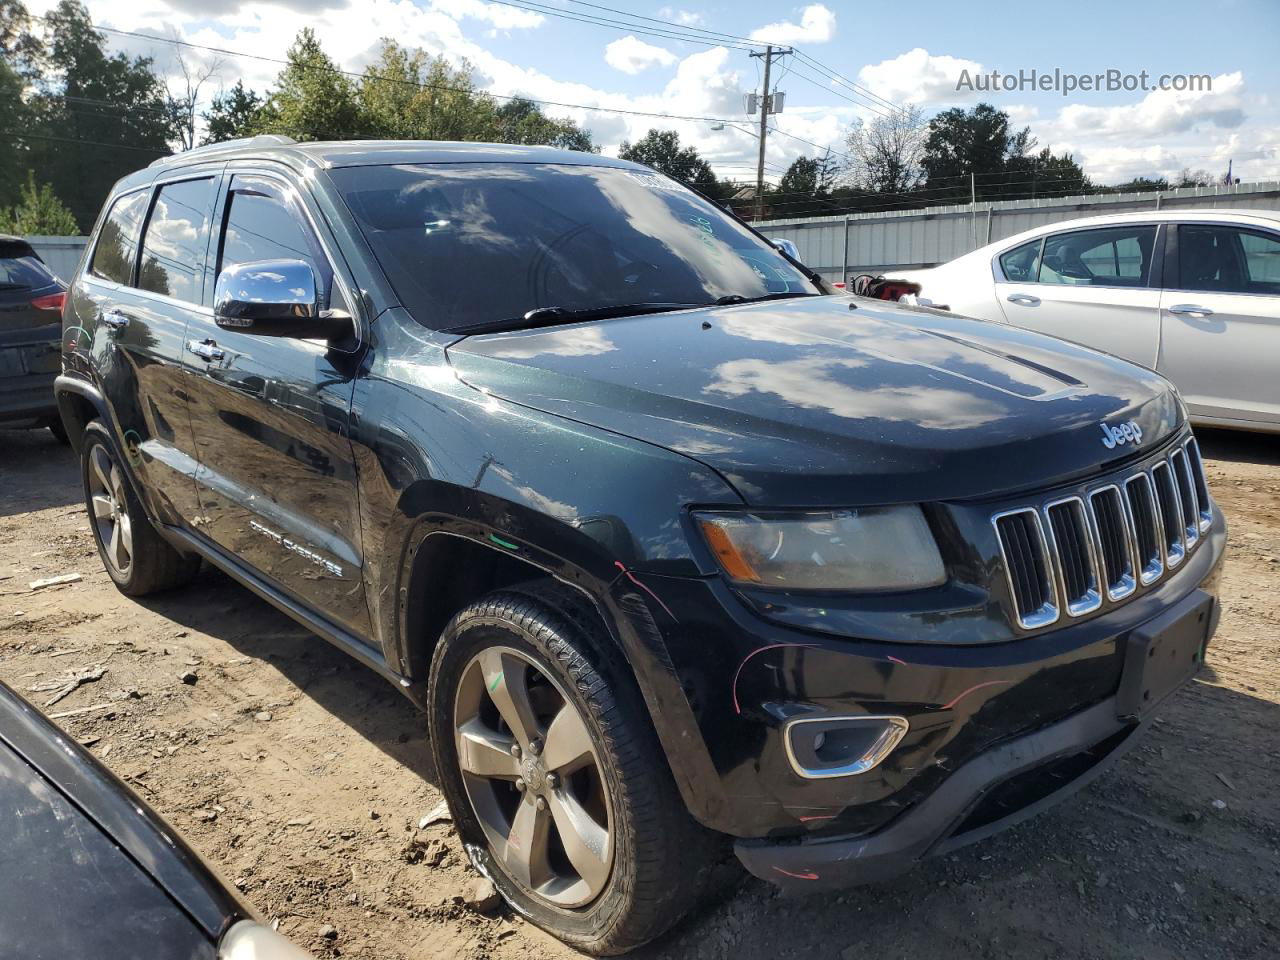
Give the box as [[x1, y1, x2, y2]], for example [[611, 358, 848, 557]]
[[214, 259, 351, 340]]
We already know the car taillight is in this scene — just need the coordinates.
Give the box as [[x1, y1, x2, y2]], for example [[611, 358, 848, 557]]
[[31, 291, 66, 311]]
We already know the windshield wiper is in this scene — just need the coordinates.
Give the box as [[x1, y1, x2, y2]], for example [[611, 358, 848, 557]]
[[712, 291, 818, 306], [444, 302, 701, 336]]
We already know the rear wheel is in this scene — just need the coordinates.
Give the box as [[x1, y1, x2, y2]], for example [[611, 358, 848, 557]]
[[80, 420, 200, 596], [428, 585, 712, 955]]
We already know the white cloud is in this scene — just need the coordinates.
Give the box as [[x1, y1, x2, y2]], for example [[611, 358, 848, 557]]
[[657, 6, 703, 26], [857, 48, 985, 106], [604, 35, 677, 75], [749, 4, 836, 45], [1054, 72, 1246, 139]]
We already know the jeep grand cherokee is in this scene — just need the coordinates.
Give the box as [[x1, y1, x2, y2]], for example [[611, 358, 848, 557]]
[[56, 136, 1225, 955]]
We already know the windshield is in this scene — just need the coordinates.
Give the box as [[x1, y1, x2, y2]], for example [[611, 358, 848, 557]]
[[330, 162, 815, 331]]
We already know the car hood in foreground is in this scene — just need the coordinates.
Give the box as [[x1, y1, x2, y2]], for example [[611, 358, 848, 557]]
[[447, 295, 1183, 506]]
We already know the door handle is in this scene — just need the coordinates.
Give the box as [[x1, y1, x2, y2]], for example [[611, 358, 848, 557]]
[[186, 338, 226, 362], [100, 309, 130, 332], [1006, 293, 1041, 306], [1168, 304, 1214, 318]]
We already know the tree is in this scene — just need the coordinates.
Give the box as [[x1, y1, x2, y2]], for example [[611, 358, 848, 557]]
[[1002, 147, 1091, 200], [201, 81, 263, 144], [255, 29, 362, 141], [27, 1, 174, 228], [844, 105, 926, 194], [1175, 168, 1214, 188], [491, 97, 596, 152], [618, 129, 728, 199], [0, 171, 79, 234], [921, 103, 1034, 202], [165, 46, 224, 151]]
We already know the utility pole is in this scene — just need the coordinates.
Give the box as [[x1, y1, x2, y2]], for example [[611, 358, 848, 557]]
[[748, 45, 790, 222]]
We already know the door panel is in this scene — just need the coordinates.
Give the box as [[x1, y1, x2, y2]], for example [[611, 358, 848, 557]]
[[995, 224, 1161, 367], [1158, 224, 1280, 425], [70, 185, 206, 526], [185, 172, 370, 636]]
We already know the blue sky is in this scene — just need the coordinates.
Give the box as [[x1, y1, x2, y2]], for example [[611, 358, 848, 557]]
[[34, 0, 1279, 185]]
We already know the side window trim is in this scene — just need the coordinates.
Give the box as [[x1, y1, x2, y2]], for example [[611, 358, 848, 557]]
[[86, 185, 152, 288], [135, 171, 224, 309]]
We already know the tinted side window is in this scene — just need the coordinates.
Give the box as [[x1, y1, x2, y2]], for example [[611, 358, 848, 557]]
[[999, 240, 1041, 282], [90, 190, 149, 285], [1179, 226, 1280, 295], [1040, 226, 1156, 286], [217, 180, 338, 308], [138, 178, 218, 303]]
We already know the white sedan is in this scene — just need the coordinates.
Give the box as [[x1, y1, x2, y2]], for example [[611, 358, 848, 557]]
[[896, 210, 1280, 433]]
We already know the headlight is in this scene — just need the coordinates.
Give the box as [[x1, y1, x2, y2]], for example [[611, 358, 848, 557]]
[[219, 920, 315, 959], [695, 506, 945, 592]]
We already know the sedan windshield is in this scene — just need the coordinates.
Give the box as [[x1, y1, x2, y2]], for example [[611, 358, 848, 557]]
[[330, 162, 816, 331]]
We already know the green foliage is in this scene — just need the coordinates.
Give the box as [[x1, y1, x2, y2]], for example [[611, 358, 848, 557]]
[[491, 97, 596, 152], [921, 102, 1035, 201], [16, 0, 174, 229], [201, 81, 263, 144], [254, 29, 362, 141], [618, 129, 730, 200], [0, 170, 80, 235]]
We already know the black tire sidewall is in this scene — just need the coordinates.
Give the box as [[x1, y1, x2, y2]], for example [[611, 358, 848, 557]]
[[427, 601, 641, 947]]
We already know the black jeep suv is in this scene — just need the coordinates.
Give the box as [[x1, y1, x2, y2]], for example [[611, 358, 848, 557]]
[[57, 136, 1225, 955]]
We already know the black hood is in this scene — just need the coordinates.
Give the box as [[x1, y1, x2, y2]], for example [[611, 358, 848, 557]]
[[446, 295, 1183, 506]]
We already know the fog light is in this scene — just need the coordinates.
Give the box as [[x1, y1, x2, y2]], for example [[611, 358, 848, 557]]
[[783, 715, 909, 779]]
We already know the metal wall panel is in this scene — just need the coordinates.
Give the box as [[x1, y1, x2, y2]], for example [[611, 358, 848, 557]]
[[27, 236, 88, 284], [763, 181, 1280, 281]]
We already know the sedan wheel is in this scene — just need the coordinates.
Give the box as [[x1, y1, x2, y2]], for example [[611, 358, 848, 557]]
[[454, 645, 613, 907]]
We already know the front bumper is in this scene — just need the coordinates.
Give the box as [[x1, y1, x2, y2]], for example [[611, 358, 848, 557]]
[[731, 577, 1222, 891]]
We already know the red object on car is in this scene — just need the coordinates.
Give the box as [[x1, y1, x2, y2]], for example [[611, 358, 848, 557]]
[[31, 291, 66, 311]]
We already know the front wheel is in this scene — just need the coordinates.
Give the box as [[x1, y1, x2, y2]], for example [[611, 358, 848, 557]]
[[427, 586, 712, 955], [80, 420, 200, 596]]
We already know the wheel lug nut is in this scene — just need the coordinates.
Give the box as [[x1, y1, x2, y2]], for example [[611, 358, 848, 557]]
[[529, 739, 542, 756], [515, 778, 525, 792], [510, 744, 521, 758], [535, 796, 547, 811], [545, 773, 559, 790]]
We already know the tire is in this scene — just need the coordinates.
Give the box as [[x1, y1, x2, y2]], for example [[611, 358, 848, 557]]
[[80, 420, 200, 596], [427, 583, 714, 955], [46, 418, 70, 445]]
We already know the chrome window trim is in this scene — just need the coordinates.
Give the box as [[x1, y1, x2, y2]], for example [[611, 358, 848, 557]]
[[1042, 496, 1103, 617], [992, 506, 1061, 630], [1087, 484, 1138, 602], [782, 715, 910, 780]]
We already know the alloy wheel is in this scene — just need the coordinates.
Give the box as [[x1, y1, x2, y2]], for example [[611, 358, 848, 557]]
[[454, 645, 614, 908], [88, 443, 133, 577]]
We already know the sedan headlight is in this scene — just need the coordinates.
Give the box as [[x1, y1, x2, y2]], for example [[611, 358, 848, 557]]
[[695, 506, 945, 592]]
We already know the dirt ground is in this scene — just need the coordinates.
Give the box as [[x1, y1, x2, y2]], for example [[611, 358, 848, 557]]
[[1, 426, 1277, 960]]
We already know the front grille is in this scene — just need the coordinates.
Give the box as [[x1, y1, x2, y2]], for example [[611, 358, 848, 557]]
[[994, 436, 1212, 630], [993, 510, 1056, 627]]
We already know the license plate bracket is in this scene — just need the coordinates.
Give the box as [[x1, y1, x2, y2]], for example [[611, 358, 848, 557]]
[[1116, 590, 1214, 722]]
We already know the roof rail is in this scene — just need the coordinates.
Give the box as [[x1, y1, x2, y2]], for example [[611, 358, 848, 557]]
[[148, 134, 297, 168]]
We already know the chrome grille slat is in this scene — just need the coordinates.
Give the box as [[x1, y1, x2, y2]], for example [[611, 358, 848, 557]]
[[994, 435, 1214, 630], [1044, 497, 1101, 616], [1151, 461, 1186, 568]]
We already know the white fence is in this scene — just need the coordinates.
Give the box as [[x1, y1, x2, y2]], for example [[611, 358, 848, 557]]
[[763, 181, 1280, 283], [28, 235, 88, 284]]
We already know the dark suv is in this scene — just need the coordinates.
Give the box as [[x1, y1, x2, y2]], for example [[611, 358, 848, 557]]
[[57, 136, 1225, 955], [1, 235, 68, 439]]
